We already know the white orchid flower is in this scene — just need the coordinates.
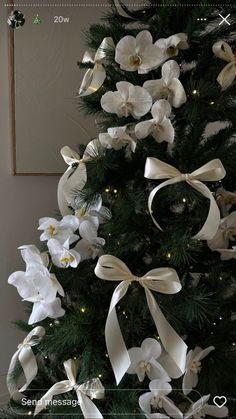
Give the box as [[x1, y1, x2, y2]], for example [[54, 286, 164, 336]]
[[74, 221, 105, 261], [155, 33, 188, 60], [207, 211, 236, 250], [18, 244, 49, 269], [99, 126, 137, 152], [139, 379, 183, 418], [183, 346, 214, 395], [127, 338, 170, 382], [184, 394, 228, 418], [115, 30, 165, 73], [135, 99, 174, 143], [8, 266, 65, 325], [101, 81, 152, 119], [216, 246, 236, 260], [143, 60, 187, 108], [38, 215, 80, 244], [47, 238, 81, 268], [75, 194, 111, 233]]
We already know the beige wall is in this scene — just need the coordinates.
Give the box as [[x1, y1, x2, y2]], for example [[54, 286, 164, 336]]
[[0, 6, 60, 402]]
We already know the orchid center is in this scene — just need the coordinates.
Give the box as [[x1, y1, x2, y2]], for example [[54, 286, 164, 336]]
[[152, 123, 164, 135], [128, 54, 142, 68], [139, 360, 151, 373], [167, 45, 178, 56], [190, 360, 201, 374], [120, 101, 133, 117], [150, 395, 163, 410], [159, 86, 171, 100], [60, 254, 74, 266], [47, 224, 56, 237], [78, 207, 86, 218]]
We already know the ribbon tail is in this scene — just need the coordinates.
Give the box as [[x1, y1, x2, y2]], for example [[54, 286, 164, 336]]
[[79, 64, 106, 97], [105, 281, 131, 384], [77, 392, 103, 419], [144, 287, 187, 376], [148, 178, 181, 231], [6, 349, 23, 400], [114, 0, 135, 19], [18, 346, 38, 393], [34, 381, 70, 416], [57, 163, 87, 216], [191, 181, 220, 240]]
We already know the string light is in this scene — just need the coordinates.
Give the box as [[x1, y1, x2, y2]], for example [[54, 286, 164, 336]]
[[113, 189, 118, 194], [49, 323, 53, 327], [44, 356, 48, 359], [28, 411, 33, 416], [192, 89, 198, 95], [105, 353, 109, 358], [122, 311, 126, 315], [80, 307, 86, 313], [210, 101, 215, 105], [213, 322, 216, 326], [232, 342, 236, 347], [219, 276, 223, 281], [105, 187, 110, 193], [73, 356, 77, 360], [108, 233, 112, 237], [219, 316, 223, 320], [167, 252, 171, 259], [98, 374, 102, 378], [182, 197, 187, 203]]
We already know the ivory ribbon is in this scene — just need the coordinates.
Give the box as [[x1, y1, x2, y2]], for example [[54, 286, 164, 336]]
[[213, 41, 236, 89], [7, 326, 45, 401], [144, 157, 226, 240], [34, 359, 104, 418], [114, 0, 135, 19], [79, 37, 115, 97], [95, 254, 187, 385]]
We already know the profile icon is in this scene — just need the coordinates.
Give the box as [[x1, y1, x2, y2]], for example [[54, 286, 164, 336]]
[[7, 10, 25, 29]]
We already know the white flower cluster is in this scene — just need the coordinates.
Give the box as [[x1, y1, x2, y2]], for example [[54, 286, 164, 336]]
[[127, 338, 227, 418], [8, 196, 110, 324], [98, 31, 188, 152]]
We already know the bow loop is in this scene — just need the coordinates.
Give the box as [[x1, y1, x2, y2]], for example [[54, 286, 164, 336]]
[[79, 37, 115, 97], [213, 41, 236, 89], [95, 255, 187, 384], [190, 159, 226, 182], [144, 157, 181, 180]]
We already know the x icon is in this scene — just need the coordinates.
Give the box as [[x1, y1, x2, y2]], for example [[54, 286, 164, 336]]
[[218, 13, 231, 25]]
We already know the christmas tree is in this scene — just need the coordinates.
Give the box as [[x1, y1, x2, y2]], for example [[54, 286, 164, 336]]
[[2, 1, 236, 418]]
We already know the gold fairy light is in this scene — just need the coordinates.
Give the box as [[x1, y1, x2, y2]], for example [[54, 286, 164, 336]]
[[105, 187, 110, 193], [182, 197, 187, 203], [210, 101, 215, 105], [167, 252, 171, 259], [192, 89, 198, 95], [80, 307, 86, 313]]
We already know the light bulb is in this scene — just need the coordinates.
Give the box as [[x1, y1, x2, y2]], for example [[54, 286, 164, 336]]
[[105, 188, 110, 193], [167, 252, 171, 259], [182, 197, 187, 203], [80, 307, 86, 313]]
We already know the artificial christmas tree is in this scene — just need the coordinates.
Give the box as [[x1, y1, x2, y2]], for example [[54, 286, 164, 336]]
[[2, 1, 236, 418]]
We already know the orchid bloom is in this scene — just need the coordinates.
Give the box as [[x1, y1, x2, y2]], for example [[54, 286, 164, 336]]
[[75, 221, 105, 261], [184, 394, 228, 418], [101, 81, 152, 119], [155, 33, 188, 60], [99, 126, 137, 152], [183, 346, 214, 395], [135, 99, 174, 143], [143, 60, 187, 108], [127, 338, 170, 382], [115, 30, 165, 73], [8, 265, 65, 325], [75, 194, 111, 234], [47, 238, 81, 268], [139, 380, 183, 418], [207, 211, 236, 250], [38, 215, 80, 244], [216, 246, 236, 261]]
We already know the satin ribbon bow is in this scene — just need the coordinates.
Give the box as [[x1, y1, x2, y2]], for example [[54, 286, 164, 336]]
[[79, 37, 115, 97], [213, 41, 236, 90], [34, 359, 104, 418], [7, 326, 45, 400], [57, 146, 88, 216], [144, 157, 226, 240], [95, 254, 187, 385]]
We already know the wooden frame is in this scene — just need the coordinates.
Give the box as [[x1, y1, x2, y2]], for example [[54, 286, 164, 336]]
[[8, 1, 61, 176]]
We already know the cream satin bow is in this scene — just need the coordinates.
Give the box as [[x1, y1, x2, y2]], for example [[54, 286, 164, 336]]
[[95, 254, 187, 385], [213, 41, 236, 89], [79, 37, 115, 97], [34, 359, 104, 418], [7, 326, 45, 401], [144, 157, 226, 240]]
